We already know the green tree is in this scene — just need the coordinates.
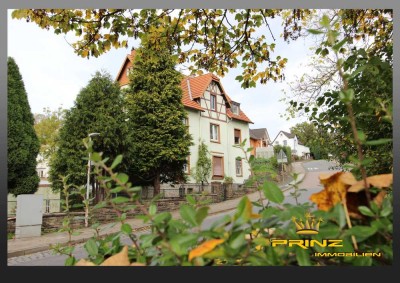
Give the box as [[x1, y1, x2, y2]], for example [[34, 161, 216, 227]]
[[125, 36, 192, 195], [290, 122, 332, 160], [49, 71, 129, 196], [8, 57, 40, 196], [192, 141, 212, 186], [34, 106, 65, 163]]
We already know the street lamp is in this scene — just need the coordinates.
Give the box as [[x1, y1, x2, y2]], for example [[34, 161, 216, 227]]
[[85, 132, 100, 228]]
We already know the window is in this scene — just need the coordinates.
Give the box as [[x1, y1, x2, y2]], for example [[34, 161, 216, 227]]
[[210, 94, 216, 111], [210, 124, 220, 142], [235, 159, 242, 176], [183, 156, 190, 174], [182, 117, 189, 126], [234, 129, 241, 145], [283, 140, 287, 146], [212, 156, 224, 178], [232, 104, 240, 115], [275, 141, 279, 145]]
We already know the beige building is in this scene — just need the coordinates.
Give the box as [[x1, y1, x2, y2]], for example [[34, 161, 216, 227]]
[[116, 49, 254, 186]]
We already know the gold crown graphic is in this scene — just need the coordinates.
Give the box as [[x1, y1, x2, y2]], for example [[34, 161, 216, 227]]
[[292, 212, 323, 235]]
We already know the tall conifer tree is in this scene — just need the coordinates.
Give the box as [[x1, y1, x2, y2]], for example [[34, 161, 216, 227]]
[[126, 38, 192, 195], [49, 71, 129, 199], [8, 57, 40, 195]]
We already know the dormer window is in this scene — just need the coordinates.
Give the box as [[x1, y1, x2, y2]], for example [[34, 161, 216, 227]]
[[232, 102, 240, 115]]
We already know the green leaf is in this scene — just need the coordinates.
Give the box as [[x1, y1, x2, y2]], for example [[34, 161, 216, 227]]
[[121, 223, 132, 235], [110, 186, 124, 194], [229, 231, 246, 250], [180, 204, 198, 226], [295, 247, 311, 266], [320, 14, 330, 28], [153, 212, 172, 224], [358, 206, 375, 217], [111, 155, 123, 169], [116, 173, 129, 184], [357, 130, 366, 143], [262, 181, 284, 204], [65, 256, 76, 266], [332, 38, 347, 52], [84, 239, 98, 257], [111, 196, 130, 204], [307, 29, 324, 35], [186, 195, 196, 205], [380, 203, 392, 217], [149, 204, 157, 215], [346, 226, 377, 241], [350, 65, 366, 78], [195, 207, 209, 226], [91, 152, 102, 162], [93, 201, 107, 210], [365, 138, 392, 146]]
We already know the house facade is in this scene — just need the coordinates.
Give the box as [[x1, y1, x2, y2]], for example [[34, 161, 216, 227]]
[[8, 155, 60, 216], [249, 128, 274, 159], [272, 130, 311, 159], [116, 49, 253, 185]]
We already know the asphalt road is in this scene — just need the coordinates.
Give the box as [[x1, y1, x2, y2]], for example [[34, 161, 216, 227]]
[[8, 160, 341, 266]]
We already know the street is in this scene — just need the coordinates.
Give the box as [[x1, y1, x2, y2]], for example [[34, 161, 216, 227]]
[[8, 160, 340, 266]]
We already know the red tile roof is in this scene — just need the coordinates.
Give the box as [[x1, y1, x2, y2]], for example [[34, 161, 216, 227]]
[[227, 108, 253, 124], [117, 51, 252, 123]]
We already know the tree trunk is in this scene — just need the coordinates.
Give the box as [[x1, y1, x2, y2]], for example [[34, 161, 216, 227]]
[[154, 171, 161, 196]]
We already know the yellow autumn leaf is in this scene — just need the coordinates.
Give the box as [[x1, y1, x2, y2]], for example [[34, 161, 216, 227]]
[[188, 239, 225, 261], [130, 262, 146, 266], [81, 49, 89, 58], [75, 259, 96, 266], [348, 174, 393, 192], [310, 172, 353, 211], [100, 246, 130, 266]]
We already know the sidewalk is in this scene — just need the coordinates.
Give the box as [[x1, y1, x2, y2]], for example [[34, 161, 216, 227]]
[[8, 162, 306, 258]]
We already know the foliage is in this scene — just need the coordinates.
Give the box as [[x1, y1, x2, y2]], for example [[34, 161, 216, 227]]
[[285, 10, 392, 174], [11, 9, 318, 88], [290, 122, 332, 159], [7, 57, 40, 196], [192, 141, 212, 184], [34, 106, 66, 163], [55, 144, 392, 266], [125, 36, 193, 195], [223, 176, 233, 184], [49, 71, 129, 193]]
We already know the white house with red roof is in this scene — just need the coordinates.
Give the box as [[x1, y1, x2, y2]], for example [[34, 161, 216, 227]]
[[116, 49, 253, 185]]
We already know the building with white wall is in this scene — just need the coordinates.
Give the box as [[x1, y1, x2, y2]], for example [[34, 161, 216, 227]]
[[272, 130, 310, 159], [116, 49, 253, 185]]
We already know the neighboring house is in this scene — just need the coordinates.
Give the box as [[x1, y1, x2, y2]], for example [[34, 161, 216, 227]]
[[272, 130, 311, 159], [8, 155, 60, 216], [116, 49, 253, 185], [249, 128, 274, 159]]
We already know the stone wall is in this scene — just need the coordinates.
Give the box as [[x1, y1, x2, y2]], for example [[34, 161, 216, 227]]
[[7, 186, 257, 234]]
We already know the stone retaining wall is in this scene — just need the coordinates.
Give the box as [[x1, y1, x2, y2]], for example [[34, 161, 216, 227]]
[[7, 187, 257, 234]]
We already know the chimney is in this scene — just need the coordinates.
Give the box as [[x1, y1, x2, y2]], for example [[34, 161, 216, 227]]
[[187, 79, 193, 100]]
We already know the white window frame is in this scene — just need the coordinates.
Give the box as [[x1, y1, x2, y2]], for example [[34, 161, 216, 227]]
[[210, 94, 216, 111], [210, 124, 220, 142]]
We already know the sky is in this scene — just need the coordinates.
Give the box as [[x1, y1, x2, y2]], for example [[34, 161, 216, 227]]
[[7, 9, 315, 141]]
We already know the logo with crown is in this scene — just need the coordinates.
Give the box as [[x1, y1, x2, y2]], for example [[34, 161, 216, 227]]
[[292, 212, 323, 235]]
